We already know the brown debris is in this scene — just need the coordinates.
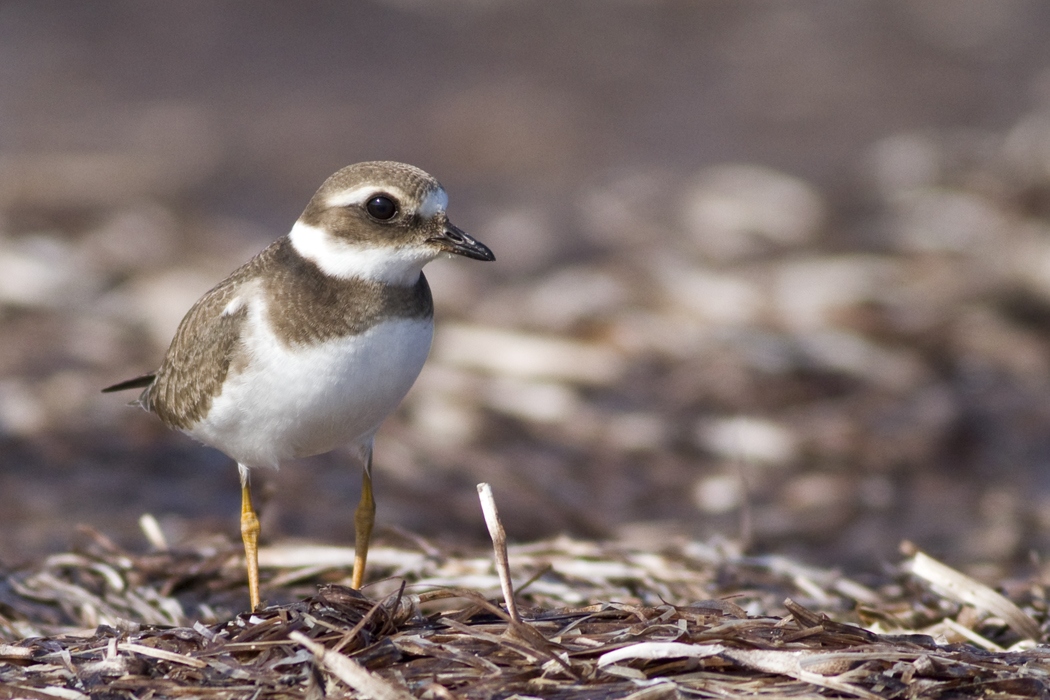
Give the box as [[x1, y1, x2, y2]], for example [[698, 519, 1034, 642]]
[[1, 533, 1048, 699]]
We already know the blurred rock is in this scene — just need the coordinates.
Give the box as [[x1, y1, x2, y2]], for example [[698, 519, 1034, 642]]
[[607, 310, 712, 359], [482, 376, 580, 424], [771, 255, 899, 331], [656, 260, 764, 327], [782, 472, 853, 512], [407, 365, 484, 448], [885, 189, 1010, 253], [1007, 222, 1050, 303], [522, 265, 632, 332], [792, 329, 929, 391], [408, 391, 481, 448], [0, 234, 88, 308], [695, 416, 799, 468], [433, 323, 626, 385], [79, 204, 180, 274], [679, 164, 826, 263], [865, 133, 942, 197], [692, 473, 745, 515], [0, 379, 47, 436]]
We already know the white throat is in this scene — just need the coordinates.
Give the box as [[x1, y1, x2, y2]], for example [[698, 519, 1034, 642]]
[[288, 221, 435, 286]]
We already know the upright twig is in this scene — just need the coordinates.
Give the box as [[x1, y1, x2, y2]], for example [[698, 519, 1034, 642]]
[[477, 482, 521, 623]]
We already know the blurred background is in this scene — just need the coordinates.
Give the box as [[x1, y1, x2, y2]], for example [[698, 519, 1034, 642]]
[[4, 0, 1050, 580]]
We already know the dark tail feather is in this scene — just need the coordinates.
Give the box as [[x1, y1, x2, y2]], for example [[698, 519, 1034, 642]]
[[102, 373, 156, 393]]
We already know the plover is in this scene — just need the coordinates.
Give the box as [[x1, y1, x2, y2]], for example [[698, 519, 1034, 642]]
[[104, 161, 495, 608]]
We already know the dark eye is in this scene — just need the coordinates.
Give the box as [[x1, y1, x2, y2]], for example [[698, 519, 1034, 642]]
[[365, 195, 398, 221]]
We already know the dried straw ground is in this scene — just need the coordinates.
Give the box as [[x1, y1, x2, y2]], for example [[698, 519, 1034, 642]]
[[2, 491, 1048, 699]]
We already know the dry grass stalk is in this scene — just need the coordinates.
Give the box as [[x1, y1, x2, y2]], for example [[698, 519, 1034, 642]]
[[904, 546, 1041, 641], [292, 631, 415, 700], [477, 482, 521, 624]]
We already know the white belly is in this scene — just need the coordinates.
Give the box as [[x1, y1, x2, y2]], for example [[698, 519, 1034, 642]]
[[188, 316, 433, 468]]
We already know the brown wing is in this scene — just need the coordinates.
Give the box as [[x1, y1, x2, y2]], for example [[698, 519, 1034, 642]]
[[141, 256, 264, 431]]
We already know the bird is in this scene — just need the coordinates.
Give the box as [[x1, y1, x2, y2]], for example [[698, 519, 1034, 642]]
[[103, 161, 495, 609]]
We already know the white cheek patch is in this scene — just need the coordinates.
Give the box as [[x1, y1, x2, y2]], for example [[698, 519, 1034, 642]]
[[288, 221, 438, 286], [418, 187, 448, 218], [326, 185, 409, 209]]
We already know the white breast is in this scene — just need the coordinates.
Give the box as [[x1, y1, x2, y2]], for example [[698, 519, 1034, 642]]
[[187, 296, 433, 468]]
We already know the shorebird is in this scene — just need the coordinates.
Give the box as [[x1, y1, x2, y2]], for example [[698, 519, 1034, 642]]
[[104, 161, 495, 608]]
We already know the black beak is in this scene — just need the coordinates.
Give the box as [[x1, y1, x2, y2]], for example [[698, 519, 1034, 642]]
[[431, 223, 495, 261]]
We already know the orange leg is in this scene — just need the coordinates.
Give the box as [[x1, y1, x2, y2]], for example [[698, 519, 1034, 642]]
[[351, 446, 375, 590], [239, 464, 261, 610]]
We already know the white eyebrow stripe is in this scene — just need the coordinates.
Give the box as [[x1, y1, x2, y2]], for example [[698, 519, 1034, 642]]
[[418, 187, 448, 218], [325, 185, 409, 209]]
